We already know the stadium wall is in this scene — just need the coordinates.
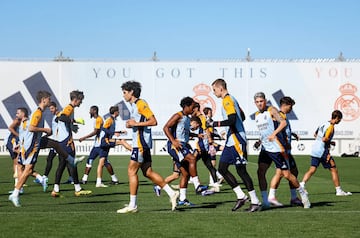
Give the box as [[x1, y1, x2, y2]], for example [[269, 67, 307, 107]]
[[0, 60, 359, 156]]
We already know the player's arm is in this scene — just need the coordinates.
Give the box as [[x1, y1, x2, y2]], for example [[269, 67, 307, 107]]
[[268, 107, 287, 141], [163, 113, 181, 149], [79, 128, 100, 142], [8, 118, 21, 138], [211, 113, 236, 127]]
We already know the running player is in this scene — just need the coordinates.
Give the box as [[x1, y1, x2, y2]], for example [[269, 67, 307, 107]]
[[253, 92, 310, 209], [210, 79, 261, 212], [117, 80, 179, 213]]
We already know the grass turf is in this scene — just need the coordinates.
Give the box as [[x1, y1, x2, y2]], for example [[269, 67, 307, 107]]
[[0, 154, 359, 238]]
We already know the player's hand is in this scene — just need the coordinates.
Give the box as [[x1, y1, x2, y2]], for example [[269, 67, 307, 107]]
[[126, 119, 136, 128]]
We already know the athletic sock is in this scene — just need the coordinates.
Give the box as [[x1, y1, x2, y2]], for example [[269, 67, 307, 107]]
[[82, 174, 88, 181], [268, 188, 277, 199], [96, 177, 102, 185], [290, 189, 297, 199], [129, 195, 137, 208], [54, 184, 60, 193], [233, 186, 246, 199], [248, 190, 260, 204], [261, 190, 269, 205], [162, 184, 175, 197], [179, 188, 187, 201], [191, 176, 200, 189], [111, 174, 118, 182], [74, 184, 81, 192]]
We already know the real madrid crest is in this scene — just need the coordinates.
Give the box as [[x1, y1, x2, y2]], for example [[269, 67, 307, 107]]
[[334, 83, 360, 121], [192, 83, 216, 114]]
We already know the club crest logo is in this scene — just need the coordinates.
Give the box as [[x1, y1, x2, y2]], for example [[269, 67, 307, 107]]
[[334, 83, 360, 121], [192, 83, 216, 114]]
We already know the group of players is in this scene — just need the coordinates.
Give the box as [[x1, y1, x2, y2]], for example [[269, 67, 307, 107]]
[[4, 78, 352, 212]]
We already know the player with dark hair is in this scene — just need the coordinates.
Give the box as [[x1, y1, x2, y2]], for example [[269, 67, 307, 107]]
[[5, 107, 29, 188], [117, 81, 179, 213], [301, 110, 352, 196]]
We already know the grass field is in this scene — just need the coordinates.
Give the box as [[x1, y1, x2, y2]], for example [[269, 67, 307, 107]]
[[0, 154, 359, 238]]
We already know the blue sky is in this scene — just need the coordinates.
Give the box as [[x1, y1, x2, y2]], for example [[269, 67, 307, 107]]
[[1, 0, 359, 60]]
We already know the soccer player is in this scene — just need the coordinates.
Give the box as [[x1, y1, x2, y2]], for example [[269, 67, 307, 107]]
[[40, 102, 73, 188], [300, 110, 352, 196], [5, 107, 28, 187], [256, 96, 302, 207], [8, 91, 53, 207], [191, 103, 222, 189], [117, 80, 179, 213], [80, 105, 125, 186], [253, 92, 310, 209], [163, 97, 208, 206], [50, 90, 91, 197], [210, 79, 261, 212], [202, 106, 224, 185], [96, 105, 131, 187]]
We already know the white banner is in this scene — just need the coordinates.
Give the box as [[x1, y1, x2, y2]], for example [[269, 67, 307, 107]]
[[1, 61, 359, 155]]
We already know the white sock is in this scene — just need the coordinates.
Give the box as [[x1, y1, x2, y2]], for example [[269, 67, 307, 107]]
[[300, 181, 305, 188], [129, 195, 137, 208], [12, 188, 20, 197], [96, 177, 102, 185], [111, 174, 118, 182], [216, 171, 223, 179], [82, 174, 88, 181], [179, 188, 187, 201], [54, 184, 60, 193], [248, 190, 260, 204], [233, 186, 246, 199], [74, 184, 81, 192], [36, 174, 43, 183], [191, 176, 200, 189], [209, 175, 214, 185], [268, 188, 276, 199], [335, 186, 342, 193], [162, 184, 175, 197]]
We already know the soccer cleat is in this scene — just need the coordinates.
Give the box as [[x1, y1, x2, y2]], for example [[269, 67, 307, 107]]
[[232, 196, 248, 211], [170, 191, 179, 211], [201, 189, 215, 196], [117, 205, 138, 214], [8, 194, 21, 207], [75, 189, 92, 197], [41, 177, 48, 192], [33, 178, 41, 184], [177, 199, 194, 206], [290, 197, 303, 206], [96, 183, 108, 188], [51, 191, 61, 197], [245, 203, 262, 212], [336, 190, 352, 196], [81, 180, 87, 185], [268, 197, 284, 207], [195, 185, 209, 194], [153, 185, 161, 197]]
